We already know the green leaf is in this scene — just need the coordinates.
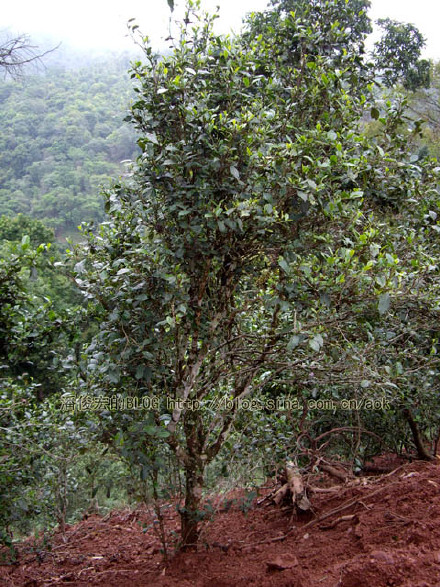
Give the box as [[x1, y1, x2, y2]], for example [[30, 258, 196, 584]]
[[74, 260, 86, 274], [230, 165, 240, 180], [278, 258, 289, 273], [287, 335, 301, 350], [135, 365, 145, 380], [145, 132, 159, 145], [385, 253, 395, 265], [378, 292, 390, 315], [370, 107, 380, 120], [309, 334, 324, 352], [375, 275, 386, 287], [107, 369, 120, 384]]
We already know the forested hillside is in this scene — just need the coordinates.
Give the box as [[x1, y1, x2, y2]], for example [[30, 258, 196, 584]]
[[0, 54, 137, 235]]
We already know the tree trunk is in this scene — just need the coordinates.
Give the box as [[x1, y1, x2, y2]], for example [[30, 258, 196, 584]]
[[178, 403, 208, 549], [181, 458, 205, 550], [403, 408, 435, 461]]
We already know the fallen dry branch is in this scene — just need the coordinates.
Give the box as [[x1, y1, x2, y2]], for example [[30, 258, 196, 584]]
[[319, 514, 358, 530], [318, 462, 350, 482], [367, 463, 408, 481], [306, 485, 344, 493], [383, 510, 412, 525], [301, 481, 402, 531], [273, 461, 311, 513]]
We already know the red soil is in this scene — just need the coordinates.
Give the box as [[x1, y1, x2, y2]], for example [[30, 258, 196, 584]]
[[2, 459, 440, 586]]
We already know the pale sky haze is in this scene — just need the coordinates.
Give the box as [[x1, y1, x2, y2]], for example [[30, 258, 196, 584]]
[[2, 0, 440, 59]]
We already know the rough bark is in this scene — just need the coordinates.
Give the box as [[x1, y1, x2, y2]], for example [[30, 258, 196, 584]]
[[181, 459, 205, 550], [180, 410, 207, 550]]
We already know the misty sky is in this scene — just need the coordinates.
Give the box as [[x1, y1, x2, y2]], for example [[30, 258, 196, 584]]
[[2, 0, 440, 59]]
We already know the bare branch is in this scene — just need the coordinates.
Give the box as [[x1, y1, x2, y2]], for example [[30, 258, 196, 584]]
[[0, 32, 60, 79]]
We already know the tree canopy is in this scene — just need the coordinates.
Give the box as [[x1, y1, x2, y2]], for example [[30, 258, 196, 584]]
[[373, 18, 430, 90], [71, 0, 440, 547]]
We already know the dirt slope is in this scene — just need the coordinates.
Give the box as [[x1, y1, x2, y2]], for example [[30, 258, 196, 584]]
[[2, 459, 440, 586]]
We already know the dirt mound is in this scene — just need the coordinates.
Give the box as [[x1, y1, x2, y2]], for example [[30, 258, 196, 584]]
[[2, 459, 440, 586]]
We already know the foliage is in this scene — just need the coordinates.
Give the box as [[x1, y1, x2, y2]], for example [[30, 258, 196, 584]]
[[69, 0, 440, 548], [0, 382, 130, 554], [0, 214, 84, 311], [0, 237, 81, 398], [267, 0, 372, 59], [0, 214, 54, 245], [0, 57, 138, 233], [405, 61, 440, 158], [260, 1, 429, 90], [373, 18, 430, 90]]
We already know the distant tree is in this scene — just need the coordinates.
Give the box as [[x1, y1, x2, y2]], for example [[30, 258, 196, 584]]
[[373, 18, 430, 90], [404, 61, 440, 158], [251, 1, 429, 89], [0, 214, 54, 246], [268, 0, 373, 57]]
